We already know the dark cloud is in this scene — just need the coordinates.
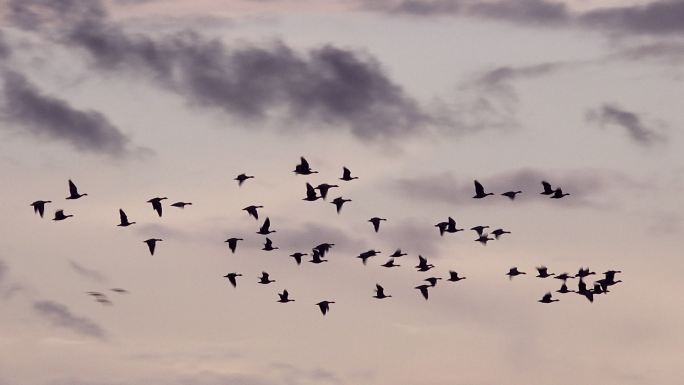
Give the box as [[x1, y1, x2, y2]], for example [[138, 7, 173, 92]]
[[0, 70, 139, 156], [32, 300, 106, 339], [5, 0, 435, 141], [0, 30, 11, 59], [587, 104, 665, 146], [580, 1, 684, 36], [468, 0, 569, 25], [607, 42, 684, 63], [68, 260, 108, 283]]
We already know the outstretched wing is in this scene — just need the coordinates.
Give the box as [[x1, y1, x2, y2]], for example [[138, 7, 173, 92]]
[[474, 180, 485, 195], [119, 209, 128, 224], [68, 179, 78, 196], [152, 200, 162, 217]]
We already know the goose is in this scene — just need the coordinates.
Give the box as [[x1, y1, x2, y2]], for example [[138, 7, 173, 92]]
[[340, 167, 358, 181], [491, 229, 511, 239], [223, 273, 242, 288], [316, 301, 335, 315], [541, 181, 555, 195], [470, 225, 489, 236], [242, 205, 263, 220], [501, 191, 522, 200], [389, 249, 407, 258], [315, 183, 339, 200], [538, 292, 559, 303], [224, 238, 243, 253], [506, 267, 526, 279], [262, 237, 278, 251], [577, 278, 594, 303], [258, 272, 275, 284], [277, 290, 295, 303], [536, 266, 555, 278], [381, 258, 400, 268], [556, 283, 574, 294], [117, 209, 136, 227], [146, 197, 167, 217], [550, 188, 570, 199], [110, 288, 128, 294], [30, 200, 52, 218], [143, 238, 162, 255], [257, 217, 275, 235], [66, 179, 87, 199], [331, 197, 351, 213], [435, 221, 448, 236], [309, 249, 328, 264], [603, 270, 623, 285], [358, 250, 381, 265], [447, 271, 466, 282], [473, 180, 493, 199], [170, 202, 192, 208], [424, 277, 442, 287], [303, 183, 321, 201], [313, 243, 335, 258], [369, 217, 387, 232], [293, 157, 317, 175], [374, 284, 391, 299], [234, 173, 254, 186], [554, 273, 576, 282], [593, 282, 608, 295], [575, 267, 596, 279], [475, 233, 494, 245], [445, 217, 463, 234], [415, 255, 434, 272], [415, 284, 431, 300], [289, 252, 307, 265]]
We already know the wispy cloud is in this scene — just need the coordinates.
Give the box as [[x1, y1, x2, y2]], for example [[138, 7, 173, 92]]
[[587, 104, 665, 147], [32, 300, 107, 339]]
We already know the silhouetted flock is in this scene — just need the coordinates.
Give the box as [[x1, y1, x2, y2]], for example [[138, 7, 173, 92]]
[[30, 157, 622, 315]]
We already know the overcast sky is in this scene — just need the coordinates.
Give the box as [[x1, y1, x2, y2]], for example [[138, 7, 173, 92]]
[[1, 1, 683, 384]]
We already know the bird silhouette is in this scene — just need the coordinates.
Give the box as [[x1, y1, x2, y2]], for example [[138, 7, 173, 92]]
[[234, 173, 254, 186], [358, 250, 381, 265], [501, 191, 522, 200], [539, 292, 559, 303], [506, 267, 526, 279], [315, 183, 339, 200], [491, 229, 511, 239], [30, 200, 52, 218], [242, 205, 263, 220], [554, 273, 576, 282], [435, 221, 448, 236], [277, 290, 295, 303], [223, 273, 242, 288], [257, 217, 276, 235], [316, 301, 335, 315], [536, 266, 555, 278], [147, 197, 167, 217], [575, 267, 596, 278], [556, 282, 574, 294], [117, 209, 136, 227], [577, 278, 594, 303], [593, 282, 608, 295], [381, 258, 400, 268], [603, 270, 622, 285], [447, 271, 466, 282], [473, 180, 493, 199], [389, 249, 407, 258], [374, 284, 391, 299], [170, 202, 192, 208], [475, 233, 494, 245], [445, 217, 464, 234], [143, 238, 162, 255], [424, 277, 442, 287], [470, 225, 490, 236], [224, 238, 243, 253], [309, 249, 328, 264], [289, 252, 307, 265], [313, 243, 335, 258], [258, 272, 275, 284], [415, 284, 431, 300], [541, 181, 555, 195], [303, 183, 321, 201], [415, 255, 434, 272], [340, 167, 358, 181], [262, 237, 278, 251], [293, 157, 317, 175], [66, 180, 87, 199], [550, 188, 570, 199], [369, 217, 387, 232], [330, 197, 351, 213], [110, 288, 128, 294]]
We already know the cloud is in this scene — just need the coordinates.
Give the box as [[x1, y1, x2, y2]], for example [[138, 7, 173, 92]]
[[0, 70, 143, 157], [580, 1, 684, 36], [32, 300, 106, 339], [0, 30, 11, 59], [586, 104, 665, 146], [68, 260, 108, 283], [275, 222, 368, 253]]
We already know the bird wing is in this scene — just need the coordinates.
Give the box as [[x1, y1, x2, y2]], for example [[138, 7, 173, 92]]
[[152, 200, 162, 217], [68, 180, 78, 196], [417, 285, 429, 300], [146, 240, 155, 255], [300, 157, 310, 169], [375, 284, 384, 295], [228, 275, 237, 287], [260, 218, 270, 232], [265, 238, 272, 247], [119, 209, 128, 223], [306, 183, 317, 199], [37, 204, 45, 218], [342, 167, 351, 179], [541, 181, 553, 193], [474, 180, 485, 195]]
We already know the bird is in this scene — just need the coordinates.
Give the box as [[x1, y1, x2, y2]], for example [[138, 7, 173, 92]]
[[86, 291, 105, 297], [171, 202, 192, 208], [369, 217, 387, 232], [303, 183, 321, 201], [309, 249, 328, 264], [316, 301, 335, 315], [374, 284, 391, 299], [554, 273, 576, 282], [277, 290, 295, 303], [475, 233, 494, 245], [358, 250, 381, 265], [415, 255, 434, 272], [556, 283, 574, 294], [473, 180, 493, 199], [117, 209, 136, 227], [110, 288, 128, 294], [66, 179, 87, 199], [550, 188, 570, 199], [575, 267, 596, 279], [313, 243, 335, 258], [223, 273, 242, 288], [293, 157, 317, 175], [234, 173, 254, 186], [289, 252, 307, 265], [258, 272, 275, 284], [424, 277, 442, 287], [262, 237, 278, 251], [506, 267, 526, 279], [445, 217, 464, 234], [242, 205, 263, 220], [415, 284, 431, 300], [257, 217, 275, 235], [603, 270, 623, 285], [389, 249, 407, 258], [541, 181, 555, 195], [539, 292, 559, 303], [143, 238, 162, 255], [501, 191, 522, 200], [593, 282, 608, 295], [330, 197, 351, 214], [95, 297, 112, 306], [536, 266, 555, 278], [147, 197, 167, 217], [447, 271, 466, 282], [576, 278, 594, 303], [340, 167, 358, 181], [30, 200, 51, 218], [381, 258, 400, 268], [435, 221, 448, 236], [53, 210, 73, 221], [315, 183, 339, 200], [224, 238, 243, 253], [470, 225, 490, 236], [491, 229, 511, 239]]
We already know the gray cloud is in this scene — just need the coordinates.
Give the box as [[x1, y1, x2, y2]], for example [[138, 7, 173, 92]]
[[32, 300, 106, 339], [587, 104, 665, 146], [468, 0, 569, 25], [0, 70, 139, 156], [68, 260, 108, 283], [607, 42, 684, 64], [0, 30, 11, 59], [580, 1, 684, 36]]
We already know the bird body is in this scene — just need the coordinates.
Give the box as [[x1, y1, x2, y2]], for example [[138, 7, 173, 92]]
[[541, 181, 555, 195], [445, 217, 464, 234], [470, 225, 489, 236], [358, 250, 380, 265], [290, 252, 307, 265], [381, 258, 400, 268], [223, 273, 242, 287], [31, 200, 52, 218], [475, 234, 494, 245], [147, 197, 167, 217], [448, 271, 466, 282], [258, 272, 275, 284], [303, 183, 321, 201], [262, 237, 278, 251], [117, 209, 136, 227], [415, 284, 431, 300], [143, 238, 162, 255], [507, 267, 526, 279], [257, 217, 275, 235], [374, 284, 391, 299], [415, 255, 434, 272], [473, 180, 493, 199], [66, 180, 87, 199], [539, 293, 559, 303], [224, 238, 243, 253], [331, 197, 351, 213], [491, 229, 511, 239], [502, 191, 522, 200], [170, 202, 192, 208], [550, 188, 570, 199], [389, 249, 407, 258], [293, 157, 317, 175], [340, 167, 358, 181], [278, 290, 295, 303], [369, 217, 387, 232], [424, 277, 442, 287], [315, 183, 339, 200], [316, 301, 335, 315], [234, 173, 254, 186], [243, 205, 263, 220], [536, 266, 555, 278]]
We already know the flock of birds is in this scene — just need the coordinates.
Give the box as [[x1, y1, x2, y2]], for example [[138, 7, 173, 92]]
[[29, 157, 622, 315]]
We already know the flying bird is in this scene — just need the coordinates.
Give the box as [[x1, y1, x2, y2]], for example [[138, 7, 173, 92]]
[[381, 258, 400, 268], [340, 167, 358, 181], [223, 273, 242, 288], [147, 197, 167, 217], [389, 249, 407, 258], [262, 237, 278, 251], [330, 197, 351, 213], [550, 188, 570, 199], [415, 284, 431, 300], [554, 273, 576, 282], [257, 217, 276, 235], [445, 217, 463, 234], [576, 278, 594, 303], [234, 173, 254, 186], [506, 267, 526, 279], [170, 202, 192, 208], [415, 255, 434, 272], [538, 293, 559, 303], [293, 157, 317, 175], [470, 225, 490, 236], [424, 277, 442, 287], [117, 209, 136, 227], [575, 267, 596, 278], [473, 180, 493, 199], [358, 250, 381, 265], [435, 221, 448, 236], [258, 272, 275, 284], [143, 238, 162, 255], [303, 183, 321, 201], [541, 181, 555, 195], [277, 290, 295, 303], [110, 288, 128, 294], [30, 200, 51, 218], [309, 249, 328, 264], [447, 271, 466, 282], [369, 217, 387, 232], [224, 238, 243, 253], [374, 284, 391, 299], [501, 191, 522, 200], [66, 179, 87, 200], [315, 183, 339, 200], [475, 233, 494, 245], [536, 266, 555, 278], [289, 252, 307, 265], [556, 283, 574, 294], [242, 205, 263, 220], [316, 300, 335, 315], [53, 210, 73, 221], [491, 229, 511, 239], [313, 243, 335, 258]]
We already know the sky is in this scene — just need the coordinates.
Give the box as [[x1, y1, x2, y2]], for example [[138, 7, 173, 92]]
[[0, 0, 683, 384]]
